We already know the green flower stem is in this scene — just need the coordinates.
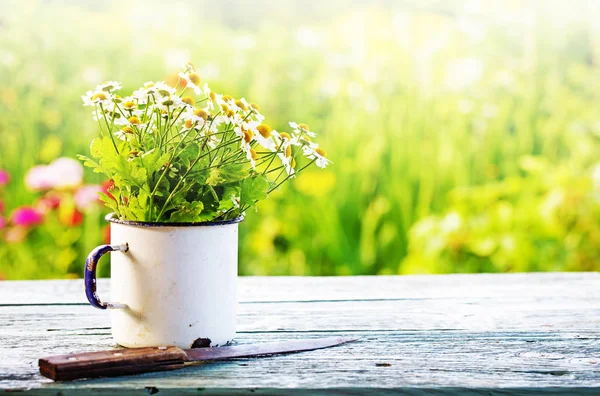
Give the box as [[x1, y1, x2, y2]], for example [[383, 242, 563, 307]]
[[155, 137, 243, 221], [268, 158, 315, 194], [98, 103, 120, 154]]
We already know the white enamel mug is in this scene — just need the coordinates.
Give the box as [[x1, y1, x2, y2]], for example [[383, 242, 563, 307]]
[[84, 214, 241, 348]]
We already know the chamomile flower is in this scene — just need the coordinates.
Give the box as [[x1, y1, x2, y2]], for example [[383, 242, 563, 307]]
[[96, 81, 123, 92], [277, 151, 295, 176], [153, 82, 177, 97], [203, 83, 222, 110], [289, 121, 316, 137], [82, 90, 114, 107], [230, 193, 241, 209], [179, 71, 202, 95], [254, 124, 277, 151], [246, 148, 257, 168], [120, 96, 138, 112], [155, 94, 184, 111], [114, 126, 135, 140], [305, 146, 331, 168]]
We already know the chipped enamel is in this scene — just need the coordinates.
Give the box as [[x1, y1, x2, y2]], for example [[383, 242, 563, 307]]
[[85, 219, 240, 348]]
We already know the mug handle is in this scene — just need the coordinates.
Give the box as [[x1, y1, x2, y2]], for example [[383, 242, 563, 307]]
[[84, 243, 129, 310]]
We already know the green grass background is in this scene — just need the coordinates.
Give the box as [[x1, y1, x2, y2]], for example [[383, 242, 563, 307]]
[[0, 0, 599, 278]]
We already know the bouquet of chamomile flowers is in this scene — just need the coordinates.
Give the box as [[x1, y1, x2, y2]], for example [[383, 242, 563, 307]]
[[79, 63, 330, 223]]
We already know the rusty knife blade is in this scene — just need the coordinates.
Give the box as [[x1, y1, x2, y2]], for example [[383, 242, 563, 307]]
[[183, 336, 357, 362], [39, 337, 358, 381]]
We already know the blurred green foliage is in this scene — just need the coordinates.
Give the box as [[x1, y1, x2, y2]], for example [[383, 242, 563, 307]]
[[0, 0, 599, 278]]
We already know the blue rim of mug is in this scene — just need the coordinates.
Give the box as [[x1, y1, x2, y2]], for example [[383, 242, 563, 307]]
[[104, 212, 244, 227]]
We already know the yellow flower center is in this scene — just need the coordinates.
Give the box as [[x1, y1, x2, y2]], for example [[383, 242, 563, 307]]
[[285, 145, 292, 158], [185, 119, 194, 129], [291, 159, 297, 168], [123, 101, 135, 109], [250, 149, 257, 161], [91, 92, 107, 101], [193, 108, 208, 120], [243, 130, 254, 143], [298, 123, 310, 131], [221, 103, 229, 112], [315, 147, 326, 157], [302, 135, 312, 142], [250, 103, 260, 111], [223, 95, 234, 102], [182, 96, 195, 106], [122, 126, 134, 134], [235, 99, 247, 110], [129, 151, 138, 157], [128, 116, 141, 125], [279, 132, 291, 141], [209, 91, 217, 102], [226, 109, 235, 117], [189, 73, 201, 86], [257, 124, 271, 138]]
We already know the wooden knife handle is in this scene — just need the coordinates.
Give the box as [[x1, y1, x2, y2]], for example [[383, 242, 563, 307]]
[[39, 346, 188, 381]]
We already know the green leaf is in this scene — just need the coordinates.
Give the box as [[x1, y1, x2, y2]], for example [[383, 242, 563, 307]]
[[98, 192, 120, 216], [240, 175, 269, 207], [218, 183, 241, 212], [120, 195, 146, 221], [77, 154, 105, 174], [219, 163, 247, 183], [206, 168, 226, 186], [142, 148, 170, 175], [168, 201, 204, 222], [179, 143, 200, 168]]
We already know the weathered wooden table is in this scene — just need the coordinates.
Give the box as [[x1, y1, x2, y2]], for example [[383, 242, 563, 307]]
[[1, 273, 599, 394]]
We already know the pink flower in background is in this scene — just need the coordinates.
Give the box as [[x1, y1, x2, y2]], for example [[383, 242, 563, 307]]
[[0, 216, 6, 229], [25, 157, 83, 191], [0, 200, 4, 213], [0, 170, 9, 186], [37, 193, 61, 213], [74, 184, 102, 210], [11, 207, 44, 227]]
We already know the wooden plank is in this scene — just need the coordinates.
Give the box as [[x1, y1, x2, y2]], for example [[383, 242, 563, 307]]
[[1, 294, 599, 335], [1, 274, 599, 393], [1, 272, 599, 305], [2, 331, 600, 391], [2, 299, 600, 390]]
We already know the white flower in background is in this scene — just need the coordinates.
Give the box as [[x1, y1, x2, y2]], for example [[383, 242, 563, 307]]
[[82, 66, 103, 85], [163, 48, 191, 71], [445, 57, 483, 91], [482, 103, 499, 118], [458, 99, 474, 114], [296, 27, 322, 48], [439, 212, 462, 233]]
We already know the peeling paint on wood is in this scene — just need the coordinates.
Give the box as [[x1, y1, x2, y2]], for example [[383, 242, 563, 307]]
[[0, 273, 599, 394]]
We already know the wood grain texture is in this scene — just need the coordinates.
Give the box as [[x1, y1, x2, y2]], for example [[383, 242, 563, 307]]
[[1, 273, 599, 394]]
